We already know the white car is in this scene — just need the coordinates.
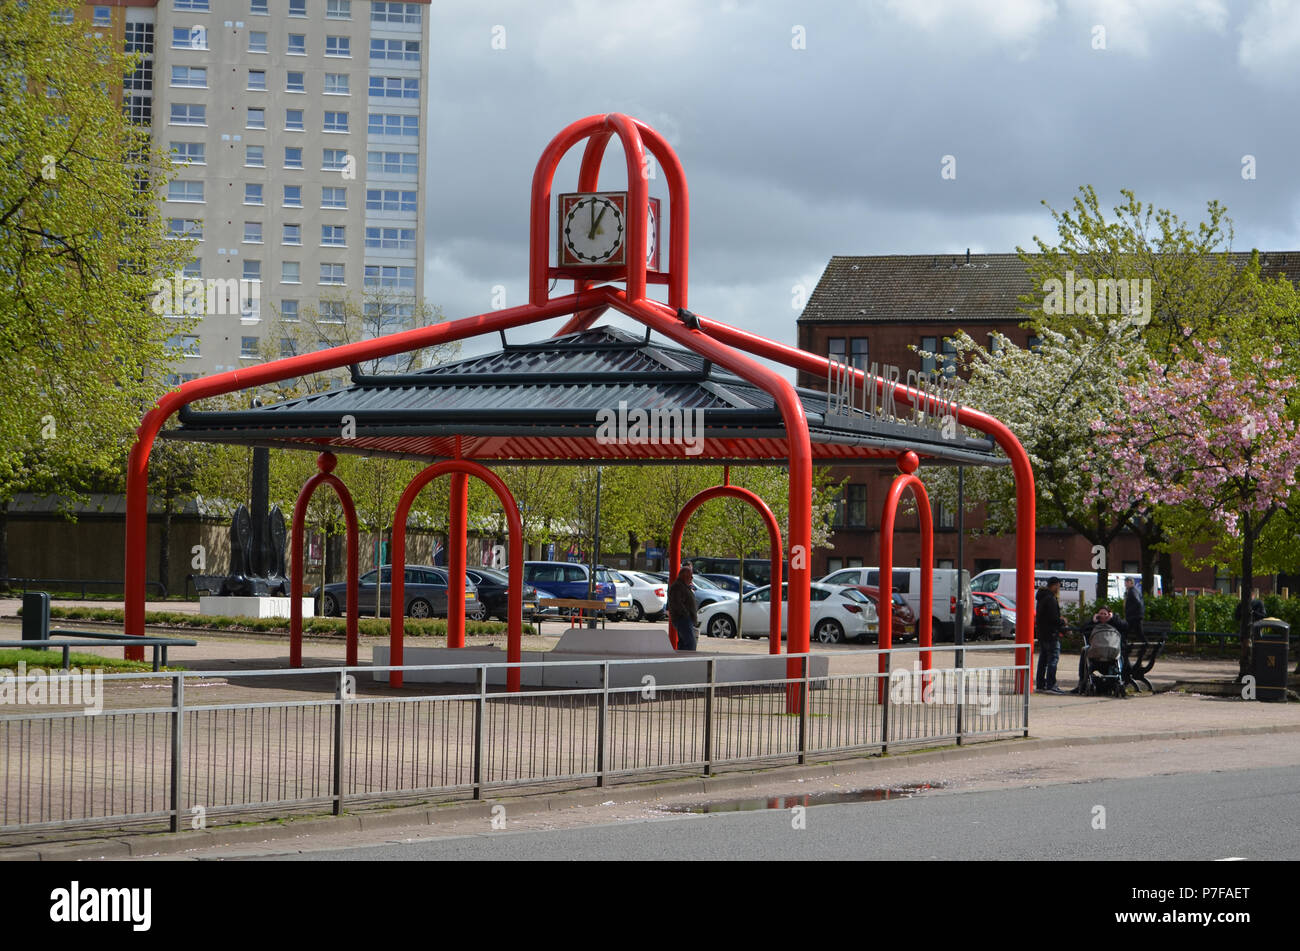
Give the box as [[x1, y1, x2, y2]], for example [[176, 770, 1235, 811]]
[[596, 566, 633, 619], [623, 571, 668, 622], [698, 582, 878, 644]]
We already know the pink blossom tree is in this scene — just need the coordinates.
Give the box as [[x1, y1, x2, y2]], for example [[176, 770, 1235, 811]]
[[1087, 339, 1300, 677]]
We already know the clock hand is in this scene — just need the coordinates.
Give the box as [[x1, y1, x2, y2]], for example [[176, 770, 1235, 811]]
[[592, 203, 608, 237], [588, 201, 595, 240]]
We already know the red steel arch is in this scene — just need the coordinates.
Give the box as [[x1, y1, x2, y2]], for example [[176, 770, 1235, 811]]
[[668, 483, 783, 654], [289, 452, 359, 667], [878, 452, 934, 701], [388, 460, 524, 691]]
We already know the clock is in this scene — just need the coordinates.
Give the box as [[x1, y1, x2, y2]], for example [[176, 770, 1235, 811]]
[[558, 192, 661, 269]]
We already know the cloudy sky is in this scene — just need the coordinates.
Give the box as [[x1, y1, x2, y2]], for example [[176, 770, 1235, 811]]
[[423, 0, 1300, 373]]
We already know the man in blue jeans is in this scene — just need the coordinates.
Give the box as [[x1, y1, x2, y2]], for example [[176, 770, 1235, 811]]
[[667, 564, 698, 651], [1035, 577, 1067, 693]]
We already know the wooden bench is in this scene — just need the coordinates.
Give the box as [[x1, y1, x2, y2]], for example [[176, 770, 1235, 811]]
[[536, 598, 611, 636]]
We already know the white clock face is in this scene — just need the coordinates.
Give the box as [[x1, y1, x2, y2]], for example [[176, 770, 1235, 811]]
[[646, 204, 658, 267], [563, 195, 625, 264]]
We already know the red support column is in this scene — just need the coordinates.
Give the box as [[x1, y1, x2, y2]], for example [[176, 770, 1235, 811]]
[[290, 452, 359, 668], [447, 472, 469, 649], [877, 453, 934, 702]]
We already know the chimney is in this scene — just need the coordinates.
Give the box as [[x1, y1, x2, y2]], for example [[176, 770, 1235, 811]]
[[965, 248, 970, 264]]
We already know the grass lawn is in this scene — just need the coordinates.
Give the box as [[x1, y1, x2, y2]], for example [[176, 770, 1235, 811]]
[[0, 648, 163, 672]]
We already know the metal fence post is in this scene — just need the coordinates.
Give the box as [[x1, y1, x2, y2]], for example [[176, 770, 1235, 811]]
[[955, 644, 965, 747], [703, 658, 715, 777], [473, 665, 487, 800], [881, 650, 890, 754], [333, 669, 347, 816], [170, 673, 184, 833], [1022, 658, 1031, 738], [596, 662, 609, 788], [798, 655, 809, 765]]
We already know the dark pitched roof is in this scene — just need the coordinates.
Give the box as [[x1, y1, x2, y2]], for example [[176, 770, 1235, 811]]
[[799, 251, 1300, 325], [164, 326, 1002, 467]]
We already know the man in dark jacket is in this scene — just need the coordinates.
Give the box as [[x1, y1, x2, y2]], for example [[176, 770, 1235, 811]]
[[667, 564, 698, 651], [1035, 578, 1068, 693], [1124, 578, 1144, 639]]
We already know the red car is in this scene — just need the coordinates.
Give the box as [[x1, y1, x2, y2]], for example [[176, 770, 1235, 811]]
[[843, 585, 916, 641]]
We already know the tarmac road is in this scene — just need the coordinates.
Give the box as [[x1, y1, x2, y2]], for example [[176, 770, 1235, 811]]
[[245, 762, 1300, 862]]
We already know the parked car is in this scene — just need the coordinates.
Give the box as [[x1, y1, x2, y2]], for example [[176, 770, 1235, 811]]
[[840, 585, 916, 641], [697, 582, 878, 644], [596, 567, 633, 619], [983, 591, 1018, 637], [970, 592, 1004, 640], [699, 573, 759, 596], [314, 565, 479, 618], [819, 567, 972, 641], [520, 561, 617, 618], [464, 566, 539, 622], [645, 571, 737, 609], [623, 570, 668, 621]]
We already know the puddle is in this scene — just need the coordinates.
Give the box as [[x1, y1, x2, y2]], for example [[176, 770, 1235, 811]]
[[660, 782, 945, 814]]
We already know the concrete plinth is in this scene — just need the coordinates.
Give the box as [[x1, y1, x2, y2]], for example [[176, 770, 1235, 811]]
[[199, 595, 315, 619]]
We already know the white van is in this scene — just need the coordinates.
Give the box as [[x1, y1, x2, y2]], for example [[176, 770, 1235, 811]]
[[819, 566, 972, 640], [970, 569, 1162, 608]]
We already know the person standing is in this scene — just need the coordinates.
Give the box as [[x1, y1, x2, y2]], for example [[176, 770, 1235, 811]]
[[667, 564, 699, 651], [1035, 577, 1067, 694], [1124, 577, 1144, 640]]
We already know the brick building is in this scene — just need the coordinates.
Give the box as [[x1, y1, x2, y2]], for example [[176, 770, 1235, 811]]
[[795, 251, 1300, 592]]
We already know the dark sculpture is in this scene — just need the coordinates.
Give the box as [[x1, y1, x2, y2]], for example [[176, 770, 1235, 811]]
[[190, 447, 289, 597]]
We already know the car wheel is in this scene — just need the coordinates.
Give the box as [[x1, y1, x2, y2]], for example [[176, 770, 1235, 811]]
[[629, 601, 644, 622], [322, 593, 340, 617], [708, 615, 736, 639], [408, 598, 433, 619], [467, 602, 487, 621], [814, 618, 844, 644]]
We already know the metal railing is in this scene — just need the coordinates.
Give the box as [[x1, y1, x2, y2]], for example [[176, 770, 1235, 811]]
[[3, 578, 168, 599], [0, 645, 1029, 834]]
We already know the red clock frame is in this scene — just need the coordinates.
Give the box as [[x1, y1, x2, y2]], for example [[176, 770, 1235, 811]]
[[558, 191, 661, 270]]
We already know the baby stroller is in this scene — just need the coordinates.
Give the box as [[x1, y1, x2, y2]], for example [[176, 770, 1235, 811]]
[[1081, 623, 1126, 698]]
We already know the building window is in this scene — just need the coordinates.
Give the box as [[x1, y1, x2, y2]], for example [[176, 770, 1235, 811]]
[[324, 73, 349, 95], [280, 337, 298, 358], [285, 71, 305, 93], [370, 38, 420, 62], [327, 0, 351, 17], [243, 221, 263, 243], [325, 35, 350, 57], [850, 338, 869, 370], [933, 500, 955, 530], [367, 150, 418, 176], [288, 0, 306, 14], [827, 337, 845, 365], [988, 332, 1005, 355], [920, 336, 937, 374], [365, 189, 417, 213], [169, 103, 205, 125], [125, 22, 154, 53], [170, 65, 206, 87], [242, 260, 261, 281], [172, 26, 207, 49], [250, 0, 268, 13], [248, 31, 267, 53], [284, 146, 303, 169], [171, 334, 201, 357], [372, 2, 422, 25], [323, 111, 348, 133], [93, 6, 111, 25], [319, 300, 346, 322], [321, 186, 347, 209], [322, 148, 349, 170], [369, 76, 420, 99], [167, 218, 202, 240], [363, 265, 415, 290], [285, 109, 304, 131], [245, 183, 264, 205], [280, 300, 299, 321], [282, 223, 301, 245], [364, 226, 414, 250], [283, 185, 302, 207], [170, 142, 205, 164], [123, 95, 152, 125], [832, 484, 868, 529], [245, 145, 265, 167], [240, 336, 259, 358], [287, 34, 306, 55], [320, 264, 345, 285], [367, 113, 418, 137], [175, 0, 209, 9], [281, 261, 300, 283], [167, 180, 204, 203], [182, 259, 202, 278], [365, 300, 414, 333], [974, 558, 1001, 576], [321, 225, 346, 246], [247, 107, 265, 129], [247, 69, 267, 91], [124, 59, 153, 90], [1028, 335, 1042, 353]]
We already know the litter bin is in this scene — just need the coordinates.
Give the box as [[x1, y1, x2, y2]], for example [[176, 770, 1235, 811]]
[[1252, 618, 1290, 703], [21, 591, 50, 642]]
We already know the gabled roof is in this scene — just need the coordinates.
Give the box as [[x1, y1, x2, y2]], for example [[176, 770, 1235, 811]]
[[164, 326, 1003, 467], [799, 251, 1300, 325]]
